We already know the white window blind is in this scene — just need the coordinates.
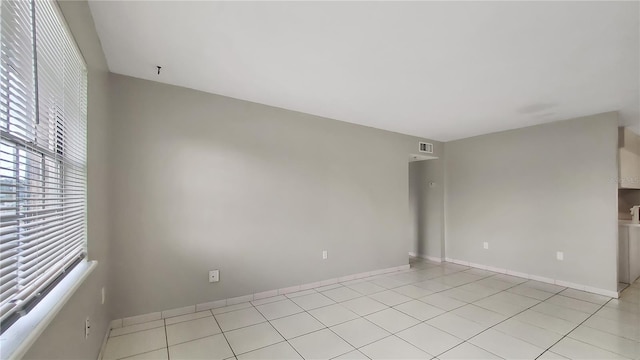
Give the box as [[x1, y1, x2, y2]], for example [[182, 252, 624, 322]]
[[0, 0, 87, 328]]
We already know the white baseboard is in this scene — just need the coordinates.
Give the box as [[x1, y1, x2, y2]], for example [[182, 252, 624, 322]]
[[445, 257, 619, 299], [112, 263, 410, 328], [409, 252, 443, 263], [424, 255, 443, 263]]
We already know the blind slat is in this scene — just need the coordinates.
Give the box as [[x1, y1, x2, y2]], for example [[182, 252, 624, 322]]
[[0, 0, 87, 326], [20, 217, 84, 249], [12, 247, 82, 310], [19, 235, 83, 283]]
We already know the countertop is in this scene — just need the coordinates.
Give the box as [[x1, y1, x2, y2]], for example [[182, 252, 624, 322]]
[[620, 220, 640, 227]]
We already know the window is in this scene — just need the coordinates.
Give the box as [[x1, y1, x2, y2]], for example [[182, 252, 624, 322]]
[[0, 0, 87, 331]]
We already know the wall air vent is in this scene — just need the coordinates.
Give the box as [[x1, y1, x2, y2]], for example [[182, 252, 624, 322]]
[[418, 142, 433, 154]]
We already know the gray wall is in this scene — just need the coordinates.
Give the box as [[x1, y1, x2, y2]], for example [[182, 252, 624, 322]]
[[24, 1, 112, 359], [408, 159, 445, 259], [108, 74, 442, 318], [444, 113, 619, 292]]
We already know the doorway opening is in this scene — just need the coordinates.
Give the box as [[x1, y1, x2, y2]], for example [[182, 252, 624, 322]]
[[408, 154, 444, 266]]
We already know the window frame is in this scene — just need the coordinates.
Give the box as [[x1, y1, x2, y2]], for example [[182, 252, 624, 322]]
[[0, 0, 92, 351]]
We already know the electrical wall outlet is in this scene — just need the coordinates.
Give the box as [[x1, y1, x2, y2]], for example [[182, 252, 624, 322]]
[[483, 242, 489, 250], [322, 250, 328, 260], [209, 270, 220, 283], [85, 317, 91, 339], [556, 251, 564, 261], [101, 287, 105, 305]]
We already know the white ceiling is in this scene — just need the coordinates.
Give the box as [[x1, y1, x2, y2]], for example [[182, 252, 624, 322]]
[[89, 1, 639, 141]]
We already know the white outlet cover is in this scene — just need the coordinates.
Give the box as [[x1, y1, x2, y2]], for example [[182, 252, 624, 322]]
[[556, 251, 564, 261], [101, 287, 105, 305], [483, 242, 489, 250], [322, 250, 328, 260], [209, 270, 220, 283], [85, 317, 91, 339]]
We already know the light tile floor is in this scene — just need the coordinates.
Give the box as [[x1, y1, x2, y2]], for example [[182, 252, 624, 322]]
[[102, 258, 640, 360]]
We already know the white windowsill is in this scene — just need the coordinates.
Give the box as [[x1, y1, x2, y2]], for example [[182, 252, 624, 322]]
[[0, 260, 97, 360]]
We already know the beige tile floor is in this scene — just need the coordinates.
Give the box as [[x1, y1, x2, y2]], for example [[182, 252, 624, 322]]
[[101, 258, 640, 360]]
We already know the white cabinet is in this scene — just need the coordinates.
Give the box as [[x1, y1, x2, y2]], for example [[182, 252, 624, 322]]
[[632, 226, 640, 283], [619, 223, 640, 284], [619, 128, 640, 189]]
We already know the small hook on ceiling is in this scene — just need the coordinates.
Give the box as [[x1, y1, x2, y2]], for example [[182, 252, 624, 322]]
[[156, 66, 162, 75]]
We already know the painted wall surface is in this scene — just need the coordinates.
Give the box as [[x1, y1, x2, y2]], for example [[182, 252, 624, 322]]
[[409, 159, 445, 259], [444, 113, 619, 292], [108, 74, 442, 318], [23, 1, 112, 359]]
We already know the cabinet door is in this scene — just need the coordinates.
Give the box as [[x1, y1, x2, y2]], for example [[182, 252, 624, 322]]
[[619, 226, 630, 284], [620, 149, 640, 189], [629, 227, 640, 283], [619, 128, 640, 189]]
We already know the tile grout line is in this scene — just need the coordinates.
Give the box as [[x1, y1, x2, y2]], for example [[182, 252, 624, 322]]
[[434, 282, 613, 358], [217, 296, 365, 359], [499, 296, 616, 354], [224, 297, 337, 358], [445, 277, 573, 356], [248, 301, 308, 360], [236, 280, 614, 360], [412, 262, 626, 356], [113, 347, 170, 360], [107, 260, 627, 360], [351, 264, 517, 358], [111, 262, 461, 335], [111, 262, 513, 359], [108, 323, 165, 338], [283, 293, 372, 359], [114, 264, 503, 359], [210, 308, 239, 360], [163, 317, 170, 360], [533, 299, 613, 360], [304, 307, 379, 359], [409, 270, 598, 358], [399, 273, 530, 359], [281, 264, 506, 358], [116, 264, 413, 327], [572, 302, 640, 341], [248, 265, 462, 358]]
